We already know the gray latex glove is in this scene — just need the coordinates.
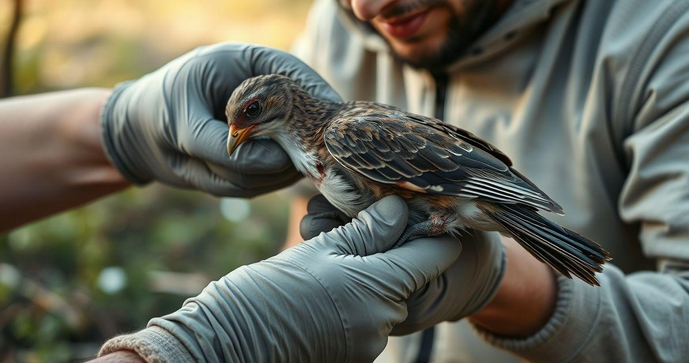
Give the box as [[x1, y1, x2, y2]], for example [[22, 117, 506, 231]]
[[100, 42, 341, 196], [301, 194, 507, 335], [99, 196, 461, 362]]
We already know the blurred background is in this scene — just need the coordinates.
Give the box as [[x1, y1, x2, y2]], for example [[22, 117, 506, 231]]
[[0, 0, 312, 361]]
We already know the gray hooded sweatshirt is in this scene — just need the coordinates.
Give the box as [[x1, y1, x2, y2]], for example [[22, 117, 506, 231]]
[[291, 0, 689, 361]]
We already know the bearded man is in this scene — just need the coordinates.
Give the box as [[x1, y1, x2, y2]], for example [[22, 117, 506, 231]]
[[286, 0, 689, 361]]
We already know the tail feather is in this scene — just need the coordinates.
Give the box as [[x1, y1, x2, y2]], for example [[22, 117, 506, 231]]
[[484, 204, 612, 286]]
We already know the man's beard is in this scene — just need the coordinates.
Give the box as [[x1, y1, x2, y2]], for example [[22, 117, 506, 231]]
[[381, 0, 500, 72]]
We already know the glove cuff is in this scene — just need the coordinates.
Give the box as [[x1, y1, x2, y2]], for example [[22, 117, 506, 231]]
[[99, 80, 152, 185]]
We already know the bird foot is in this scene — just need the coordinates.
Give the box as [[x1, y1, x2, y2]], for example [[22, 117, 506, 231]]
[[393, 214, 453, 248]]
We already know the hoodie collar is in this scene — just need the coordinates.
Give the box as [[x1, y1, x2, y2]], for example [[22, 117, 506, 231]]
[[336, 0, 573, 70]]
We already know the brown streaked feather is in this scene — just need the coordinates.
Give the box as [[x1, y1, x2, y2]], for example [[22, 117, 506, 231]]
[[401, 112, 513, 167], [324, 102, 563, 214]]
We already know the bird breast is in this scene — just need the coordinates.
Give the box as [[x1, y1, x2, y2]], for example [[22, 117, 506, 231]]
[[271, 131, 375, 217], [317, 168, 374, 218], [316, 169, 502, 236]]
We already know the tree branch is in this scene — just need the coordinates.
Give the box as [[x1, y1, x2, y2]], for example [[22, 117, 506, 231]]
[[0, 0, 23, 98]]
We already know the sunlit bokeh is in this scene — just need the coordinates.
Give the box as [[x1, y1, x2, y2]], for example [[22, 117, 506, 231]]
[[0, 0, 312, 361]]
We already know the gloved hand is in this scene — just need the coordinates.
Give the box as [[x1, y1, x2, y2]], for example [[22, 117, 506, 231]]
[[100, 42, 341, 197], [301, 194, 507, 335], [98, 196, 462, 362]]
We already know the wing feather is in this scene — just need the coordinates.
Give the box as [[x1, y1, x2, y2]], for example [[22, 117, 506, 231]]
[[324, 104, 563, 213]]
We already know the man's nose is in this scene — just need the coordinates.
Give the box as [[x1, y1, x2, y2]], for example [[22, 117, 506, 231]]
[[347, 0, 398, 21]]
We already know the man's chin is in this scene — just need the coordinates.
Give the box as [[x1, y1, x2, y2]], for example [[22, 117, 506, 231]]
[[388, 40, 460, 71], [393, 52, 436, 70], [372, 0, 500, 72]]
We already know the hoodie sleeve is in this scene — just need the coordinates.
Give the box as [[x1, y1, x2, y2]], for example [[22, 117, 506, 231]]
[[472, 2, 689, 362]]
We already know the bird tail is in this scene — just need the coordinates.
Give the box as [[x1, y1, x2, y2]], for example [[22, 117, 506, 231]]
[[482, 203, 612, 286]]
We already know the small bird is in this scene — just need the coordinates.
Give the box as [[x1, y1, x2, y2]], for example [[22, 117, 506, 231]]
[[226, 74, 612, 285]]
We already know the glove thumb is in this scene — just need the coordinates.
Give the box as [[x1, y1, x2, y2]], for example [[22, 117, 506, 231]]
[[320, 196, 409, 256], [300, 195, 351, 240]]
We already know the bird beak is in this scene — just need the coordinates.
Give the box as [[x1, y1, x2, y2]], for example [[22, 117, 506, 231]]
[[227, 124, 256, 156]]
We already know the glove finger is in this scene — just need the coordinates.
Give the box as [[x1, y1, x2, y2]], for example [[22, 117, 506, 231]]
[[300, 212, 351, 240], [365, 235, 461, 301], [172, 156, 299, 197], [231, 171, 304, 198], [171, 156, 243, 196], [396, 232, 506, 334], [300, 195, 352, 239], [207, 160, 302, 189], [390, 274, 448, 336], [306, 194, 347, 217], [228, 138, 297, 174], [185, 120, 296, 176], [391, 258, 459, 336], [248, 45, 342, 102], [320, 196, 408, 256]]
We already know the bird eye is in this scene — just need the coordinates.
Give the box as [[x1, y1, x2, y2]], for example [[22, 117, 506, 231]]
[[245, 101, 262, 118]]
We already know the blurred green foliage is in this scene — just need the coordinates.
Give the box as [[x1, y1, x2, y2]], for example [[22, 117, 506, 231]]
[[0, 0, 312, 361]]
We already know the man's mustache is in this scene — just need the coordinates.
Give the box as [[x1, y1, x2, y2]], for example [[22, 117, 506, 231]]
[[379, 0, 446, 19]]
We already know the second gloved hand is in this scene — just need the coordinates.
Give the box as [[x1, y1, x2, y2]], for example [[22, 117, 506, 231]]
[[100, 42, 341, 197], [99, 196, 462, 362], [301, 194, 507, 335]]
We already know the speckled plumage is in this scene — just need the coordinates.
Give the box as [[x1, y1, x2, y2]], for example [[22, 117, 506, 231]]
[[226, 74, 611, 285]]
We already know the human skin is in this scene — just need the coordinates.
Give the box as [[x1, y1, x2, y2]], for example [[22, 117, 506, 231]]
[[0, 89, 129, 233], [343, 0, 513, 69]]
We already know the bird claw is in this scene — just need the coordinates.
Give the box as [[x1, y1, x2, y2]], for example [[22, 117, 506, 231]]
[[393, 214, 452, 248]]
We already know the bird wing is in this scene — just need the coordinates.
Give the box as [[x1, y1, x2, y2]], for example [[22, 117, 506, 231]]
[[324, 106, 563, 213], [400, 112, 514, 167]]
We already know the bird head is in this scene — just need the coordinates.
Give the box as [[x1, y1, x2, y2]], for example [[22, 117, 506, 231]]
[[225, 74, 302, 156]]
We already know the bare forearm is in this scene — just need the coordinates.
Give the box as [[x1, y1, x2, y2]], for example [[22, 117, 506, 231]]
[[0, 88, 129, 232], [283, 195, 310, 250], [469, 237, 558, 337]]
